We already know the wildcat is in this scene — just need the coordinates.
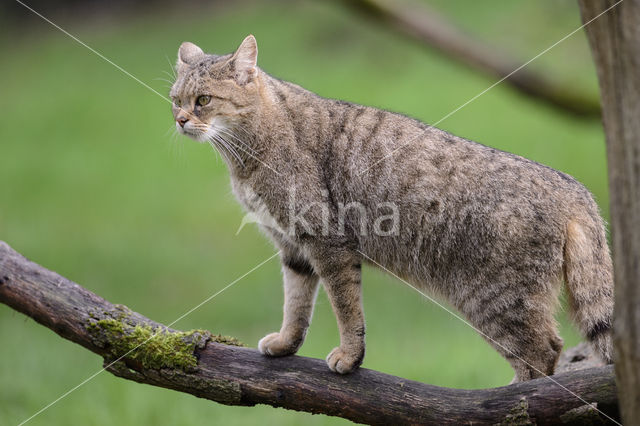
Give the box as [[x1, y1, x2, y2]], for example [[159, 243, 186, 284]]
[[169, 35, 613, 382]]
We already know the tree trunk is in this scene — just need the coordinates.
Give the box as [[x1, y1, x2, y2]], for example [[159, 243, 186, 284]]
[[0, 241, 620, 425], [578, 1, 640, 424]]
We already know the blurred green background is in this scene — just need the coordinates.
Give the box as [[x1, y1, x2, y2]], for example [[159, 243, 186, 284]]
[[0, 0, 608, 424]]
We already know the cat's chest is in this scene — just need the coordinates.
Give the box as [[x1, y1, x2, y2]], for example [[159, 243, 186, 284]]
[[233, 180, 266, 213], [232, 180, 283, 233]]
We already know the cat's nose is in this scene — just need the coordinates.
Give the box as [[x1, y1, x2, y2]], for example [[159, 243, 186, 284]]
[[177, 117, 189, 128]]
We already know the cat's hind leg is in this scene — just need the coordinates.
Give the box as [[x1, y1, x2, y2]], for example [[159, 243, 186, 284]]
[[463, 287, 563, 383]]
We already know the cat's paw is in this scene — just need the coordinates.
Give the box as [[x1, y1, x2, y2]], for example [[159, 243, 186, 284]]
[[258, 332, 299, 357], [326, 346, 364, 374]]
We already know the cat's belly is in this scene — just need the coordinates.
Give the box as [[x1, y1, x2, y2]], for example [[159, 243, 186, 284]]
[[357, 199, 565, 297]]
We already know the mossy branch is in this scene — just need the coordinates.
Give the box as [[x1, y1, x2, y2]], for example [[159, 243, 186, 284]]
[[0, 241, 620, 424]]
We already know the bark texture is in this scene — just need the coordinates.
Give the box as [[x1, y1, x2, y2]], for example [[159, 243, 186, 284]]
[[0, 241, 621, 424], [578, 1, 640, 424], [344, 0, 601, 117]]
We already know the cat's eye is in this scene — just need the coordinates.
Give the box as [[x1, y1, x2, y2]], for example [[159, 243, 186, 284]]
[[174, 98, 182, 107], [197, 95, 211, 106]]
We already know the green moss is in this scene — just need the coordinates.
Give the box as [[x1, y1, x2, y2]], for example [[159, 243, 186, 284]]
[[87, 318, 203, 370], [500, 397, 533, 425], [209, 334, 245, 347], [559, 403, 603, 424], [86, 315, 245, 372]]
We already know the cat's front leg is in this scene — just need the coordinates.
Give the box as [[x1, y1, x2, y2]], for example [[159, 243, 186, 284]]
[[258, 255, 319, 357], [316, 253, 365, 374]]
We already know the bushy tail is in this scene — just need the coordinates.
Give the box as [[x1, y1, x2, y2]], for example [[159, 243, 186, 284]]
[[564, 218, 614, 363]]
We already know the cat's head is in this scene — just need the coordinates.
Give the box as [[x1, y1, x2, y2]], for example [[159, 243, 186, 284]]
[[169, 35, 260, 143]]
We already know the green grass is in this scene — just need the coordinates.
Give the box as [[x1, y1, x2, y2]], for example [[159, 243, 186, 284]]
[[0, 1, 607, 425]]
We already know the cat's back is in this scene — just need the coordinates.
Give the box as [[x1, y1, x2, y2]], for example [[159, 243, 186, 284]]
[[268, 81, 594, 221], [318, 99, 588, 209]]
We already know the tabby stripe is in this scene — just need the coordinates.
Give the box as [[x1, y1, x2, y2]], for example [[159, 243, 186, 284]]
[[362, 110, 385, 147], [587, 319, 611, 340], [284, 257, 315, 276], [211, 94, 246, 108], [347, 107, 367, 149]]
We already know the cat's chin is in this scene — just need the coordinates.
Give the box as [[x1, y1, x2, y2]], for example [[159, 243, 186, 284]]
[[176, 125, 209, 143], [191, 132, 210, 143]]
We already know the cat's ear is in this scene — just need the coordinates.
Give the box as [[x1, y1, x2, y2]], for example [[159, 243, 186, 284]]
[[177, 42, 204, 71], [230, 35, 258, 85]]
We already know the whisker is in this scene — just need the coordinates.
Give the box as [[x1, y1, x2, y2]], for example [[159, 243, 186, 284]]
[[220, 132, 283, 175], [164, 123, 176, 137], [206, 140, 223, 164], [154, 77, 174, 85], [208, 137, 234, 166], [214, 131, 247, 162], [212, 125, 281, 175], [165, 54, 177, 80], [216, 127, 256, 155], [213, 134, 244, 166], [184, 122, 278, 174], [218, 126, 251, 144], [231, 124, 253, 139], [202, 127, 234, 162], [218, 134, 245, 166], [160, 70, 175, 82], [165, 127, 185, 165], [171, 127, 180, 144]]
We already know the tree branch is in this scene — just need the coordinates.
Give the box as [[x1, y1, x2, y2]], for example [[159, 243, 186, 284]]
[[343, 0, 601, 118], [0, 241, 619, 424]]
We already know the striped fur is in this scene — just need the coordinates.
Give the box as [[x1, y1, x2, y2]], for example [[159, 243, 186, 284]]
[[170, 36, 614, 380]]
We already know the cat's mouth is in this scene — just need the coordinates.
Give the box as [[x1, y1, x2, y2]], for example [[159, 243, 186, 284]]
[[177, 121, 209, 143]]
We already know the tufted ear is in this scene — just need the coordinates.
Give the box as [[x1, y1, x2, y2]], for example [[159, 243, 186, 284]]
[[177, 42, 204, 72], [230, 35, 258, 85]]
